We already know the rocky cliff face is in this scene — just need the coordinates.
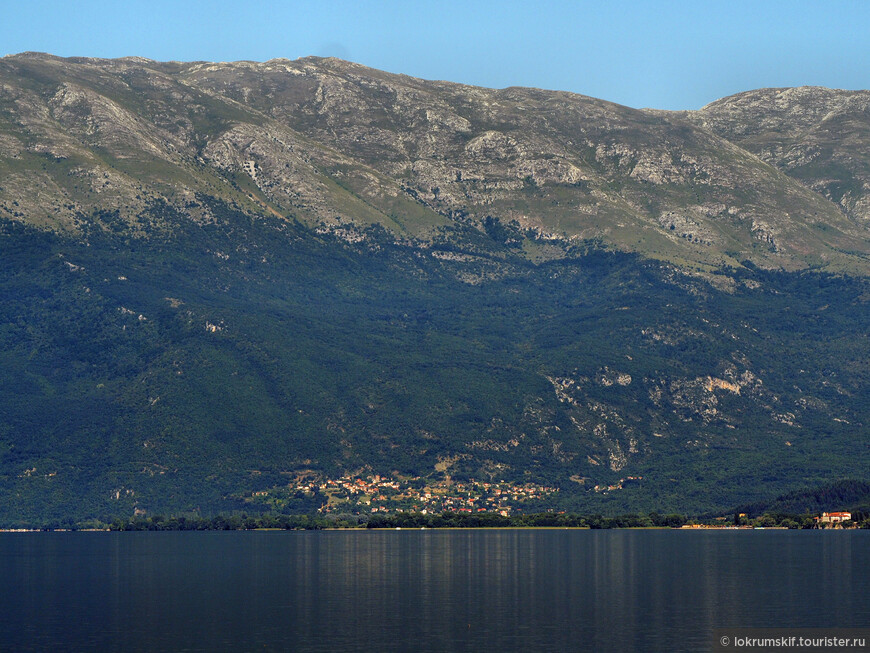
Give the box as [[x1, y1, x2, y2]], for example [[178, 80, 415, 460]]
[[1, 53, 868, 273], [687, 86, 870, 234]]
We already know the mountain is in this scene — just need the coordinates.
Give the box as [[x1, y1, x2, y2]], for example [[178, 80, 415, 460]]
[[688, 87, 870, 233], [2, 53, 868, 272], [0, 54, 867, 525]]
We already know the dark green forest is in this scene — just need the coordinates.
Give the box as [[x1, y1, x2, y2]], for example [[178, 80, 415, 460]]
[[0, 199, 867, 526], [730, 479, 870, 517]]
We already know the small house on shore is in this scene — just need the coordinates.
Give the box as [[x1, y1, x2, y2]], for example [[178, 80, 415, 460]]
[[816, 511, 852, 525]]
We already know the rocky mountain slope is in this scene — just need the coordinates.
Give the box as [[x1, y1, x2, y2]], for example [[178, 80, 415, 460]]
[[0, 54, 867, 524], [1, 53, 868, 273], [688, 87, 870, 232]]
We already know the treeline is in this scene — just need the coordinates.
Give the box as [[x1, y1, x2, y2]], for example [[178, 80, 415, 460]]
[[731, 479, 870, 518], [81, 511, 691, 531], [63, 509, 870, 532], [104, 514, 337, 531], [365, 511, 690, 529]]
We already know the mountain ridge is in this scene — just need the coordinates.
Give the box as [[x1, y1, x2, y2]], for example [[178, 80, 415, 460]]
[[0, 54, 867, 524], [1, 53, 868, 273]]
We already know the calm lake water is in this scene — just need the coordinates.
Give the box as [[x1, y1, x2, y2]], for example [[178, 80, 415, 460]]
[[1, 529, 867, 652]]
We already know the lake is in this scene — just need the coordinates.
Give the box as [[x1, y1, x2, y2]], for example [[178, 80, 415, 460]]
[[1, 529, 867, 651]]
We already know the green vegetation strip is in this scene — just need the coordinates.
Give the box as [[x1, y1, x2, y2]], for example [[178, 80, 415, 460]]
[[7, 509, 868, 532]]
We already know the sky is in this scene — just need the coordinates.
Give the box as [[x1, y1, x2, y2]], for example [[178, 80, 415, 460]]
[[2, 0, 869, 110]]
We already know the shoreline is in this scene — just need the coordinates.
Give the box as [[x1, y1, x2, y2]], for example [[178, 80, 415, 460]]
[[1, 525, 862, 533]]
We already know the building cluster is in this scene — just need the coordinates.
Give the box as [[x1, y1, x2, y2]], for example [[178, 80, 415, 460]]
[[293, 475, 560, 516], [593, 476, 643, 493]]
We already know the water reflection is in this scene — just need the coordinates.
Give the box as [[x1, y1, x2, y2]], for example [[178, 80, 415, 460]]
[[0, 530, 867, 651]]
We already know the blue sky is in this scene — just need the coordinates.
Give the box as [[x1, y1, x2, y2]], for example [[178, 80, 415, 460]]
[[3, 0, 869, 110]]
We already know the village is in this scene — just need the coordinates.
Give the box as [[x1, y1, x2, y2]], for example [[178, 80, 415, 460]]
[[250, 474, 561, 516], [241, 476, 865, 529], [318, 475, 562, 515]]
